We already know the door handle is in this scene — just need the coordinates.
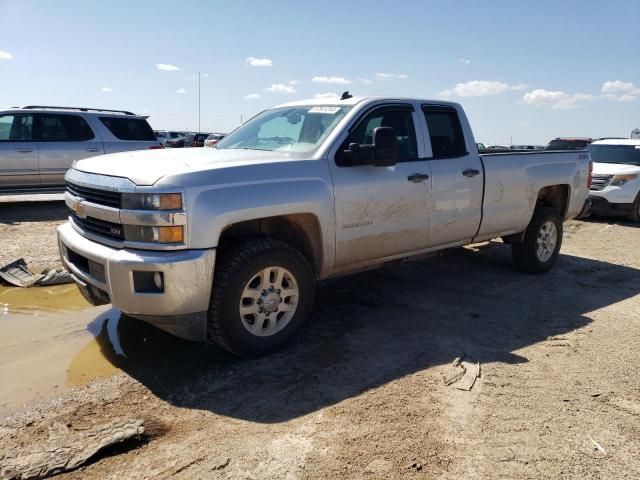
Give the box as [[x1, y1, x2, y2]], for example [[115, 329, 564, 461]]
[[407, 173, 430, 183], [15, 149, 33, 153], [87, 148, 101, 153], [462, 168, 480, 177]]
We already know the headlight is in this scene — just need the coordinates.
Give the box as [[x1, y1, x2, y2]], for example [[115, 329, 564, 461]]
[[124, 225, 184, 243], [122, 193, 182, 210], [610, 174, 638, 186]]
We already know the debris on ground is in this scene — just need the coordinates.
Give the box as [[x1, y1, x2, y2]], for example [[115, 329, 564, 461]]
[[0, 258, 72, 288], [589, 437, 607, 455], [0, 418, 144, 480], [443, 355, 481, 391]]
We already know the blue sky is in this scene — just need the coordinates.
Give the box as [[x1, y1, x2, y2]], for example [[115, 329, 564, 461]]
[[0, 0, 638, 144]]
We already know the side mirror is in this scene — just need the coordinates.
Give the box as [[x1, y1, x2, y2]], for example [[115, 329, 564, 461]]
[[372, 127, 396, 167], [342, 142, 374, 165]]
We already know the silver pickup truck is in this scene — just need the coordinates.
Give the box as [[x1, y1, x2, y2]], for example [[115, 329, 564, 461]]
[[58, 96, 591, 355]]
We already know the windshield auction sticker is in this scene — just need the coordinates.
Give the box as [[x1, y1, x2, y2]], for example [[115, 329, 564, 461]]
[[309, 106, 341, 114]]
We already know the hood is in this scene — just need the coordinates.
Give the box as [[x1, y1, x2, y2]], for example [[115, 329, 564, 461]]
[[592, 162, 640, 176], [73, 148, 298, 185]]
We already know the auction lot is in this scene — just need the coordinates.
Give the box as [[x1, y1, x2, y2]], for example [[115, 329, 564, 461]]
[[1, 201, 639, 479]]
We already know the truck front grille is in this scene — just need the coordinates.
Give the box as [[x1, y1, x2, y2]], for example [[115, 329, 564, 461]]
[[70, 212, 124, 241], [66, 182, 121, 208], [590, 174, 613, 191]]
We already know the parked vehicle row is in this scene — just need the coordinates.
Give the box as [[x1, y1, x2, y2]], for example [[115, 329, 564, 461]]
[[0, 106, 160, 192], [153, 130, 225, 148], [58, 95, 591, 356]]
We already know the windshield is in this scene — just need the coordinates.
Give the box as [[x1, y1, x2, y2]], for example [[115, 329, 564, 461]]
[[589, 144, 640, 165], [216, 105, 351, 157]]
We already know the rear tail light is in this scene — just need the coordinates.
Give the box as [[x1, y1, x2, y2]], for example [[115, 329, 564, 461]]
[[149, 144, 163, 150], [588, 161, 593, 188]]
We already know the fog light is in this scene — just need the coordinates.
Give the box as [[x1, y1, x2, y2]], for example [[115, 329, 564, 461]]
[[133, 271, 164, 293], [153, 272, 164, 290]]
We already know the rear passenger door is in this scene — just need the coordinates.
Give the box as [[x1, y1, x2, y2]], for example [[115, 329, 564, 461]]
[[421, 105, 483, 247], [0, 113, 39, 190], [35, 113, 104, 186]]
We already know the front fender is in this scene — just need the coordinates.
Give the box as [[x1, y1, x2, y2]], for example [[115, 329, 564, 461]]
[[187, 178, 335, 273]]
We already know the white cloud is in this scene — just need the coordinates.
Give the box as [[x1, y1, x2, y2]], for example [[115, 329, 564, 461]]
[[314, 92, 339, 100], [375, 73, 408, 80], [244, 93, 261, 100], [601, 80, 640, 102], [265, 83, 296, 94], [510, 83, 529, 91], [603, 94, 638, 102], [176, 88, 186, 94], [523, 89, 593, 109], [459, 58, 471, 65], [101, 87, 112, 93], [0, 50, 13, 60], [358, 78, 372, 85], [312, 76, 352, 85], [156, 63, 181, 71], [439, 80, 511, 97], [601, 80, 637, 94], [246, 56, 273, 67], [289, 80, 299, 85]]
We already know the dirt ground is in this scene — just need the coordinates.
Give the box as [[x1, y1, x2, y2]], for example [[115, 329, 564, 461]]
[[1, 201, 639, 479]]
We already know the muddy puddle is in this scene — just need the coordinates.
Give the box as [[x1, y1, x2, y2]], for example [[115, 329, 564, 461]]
[[0, 283, 217, 417], [0, 284, 120, 415], [0, 283, 89, 315]]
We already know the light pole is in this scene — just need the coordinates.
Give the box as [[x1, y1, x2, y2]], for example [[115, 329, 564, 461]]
[[198, 71, 201, 132]]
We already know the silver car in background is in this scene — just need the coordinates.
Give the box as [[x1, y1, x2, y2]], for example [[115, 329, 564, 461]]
[[0, 106, 161, 192], [204, 133, 226, 147]]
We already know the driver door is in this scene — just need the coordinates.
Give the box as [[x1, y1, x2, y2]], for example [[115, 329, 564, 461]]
[[329, 104, 432, 268]]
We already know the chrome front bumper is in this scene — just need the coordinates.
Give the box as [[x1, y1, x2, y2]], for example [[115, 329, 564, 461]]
[[57, 221, 215, 341]]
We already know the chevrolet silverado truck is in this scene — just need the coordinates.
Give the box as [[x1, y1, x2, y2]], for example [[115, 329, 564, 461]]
[[58, 96, 591, 356]]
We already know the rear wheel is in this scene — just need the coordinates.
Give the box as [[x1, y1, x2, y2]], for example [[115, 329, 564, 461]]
[[627, 192, 640, 222], [208, 238, 315, 356], [511, 206, 563, 274]]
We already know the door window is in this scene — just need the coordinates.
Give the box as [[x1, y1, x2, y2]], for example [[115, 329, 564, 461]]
[[0, 114, 33, 141], [37, 114, 95, 141], [422, 107, 467, 159], [336, 107, 418, 165]]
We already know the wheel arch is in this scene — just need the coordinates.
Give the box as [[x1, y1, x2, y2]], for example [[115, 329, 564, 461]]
[[218, 214, 324, 278], [535, 184, 570, 218], [504, 184, 570, 244]]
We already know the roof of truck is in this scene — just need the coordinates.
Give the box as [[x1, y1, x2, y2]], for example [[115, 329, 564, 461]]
[[275, 96, 457, 108]]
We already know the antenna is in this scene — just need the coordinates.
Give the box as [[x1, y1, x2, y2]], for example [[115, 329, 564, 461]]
[[340, 91, 353, 100]]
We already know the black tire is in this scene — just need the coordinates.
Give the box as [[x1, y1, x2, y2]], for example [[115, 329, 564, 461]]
[[627, 192, 640, 222], [208, 238, 315, 356], [511, 206, 563, 274]]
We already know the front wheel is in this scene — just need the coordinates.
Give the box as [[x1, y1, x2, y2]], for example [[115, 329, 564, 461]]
[[627, 192, 640, 222], [511, 206, 563, 274], [208, 239, 315, 356]]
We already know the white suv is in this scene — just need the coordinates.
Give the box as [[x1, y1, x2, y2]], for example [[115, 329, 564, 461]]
[[0, 106, 161, 193], [589, 139, 640, 222]]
